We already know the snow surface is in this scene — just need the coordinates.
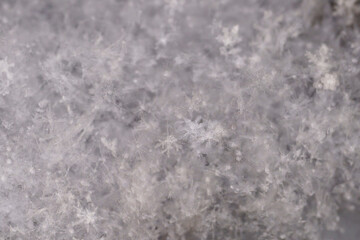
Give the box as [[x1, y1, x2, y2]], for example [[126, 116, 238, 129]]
[[0, 0, 360, 239]]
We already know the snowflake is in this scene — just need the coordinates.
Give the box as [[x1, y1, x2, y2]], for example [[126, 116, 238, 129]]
[[184, 93, 205, 115], [0, 57, 14, 79], [124, 135, 148, 160], [75, 207, 98, 232], [181, 118, 204, 139], [252, 10, 283, 53], [306, 45, 333, 73], [156, 134, 181, 157], [314, 73, 339, 91], [174, 53, 190, 65], [158, 34, 171, 46], [216, 25, 241, 47], [199, 121, 227, 144], [181, 118, 228, 148], [334, 0, 360, 26], [216, 25, 242, 56], [100, 137, 117, 157], [306, 44, 339, 91], [134, 119, 158, 132]]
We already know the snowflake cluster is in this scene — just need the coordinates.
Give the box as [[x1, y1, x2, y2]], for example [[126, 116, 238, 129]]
[[0, 0, 359, 240]]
